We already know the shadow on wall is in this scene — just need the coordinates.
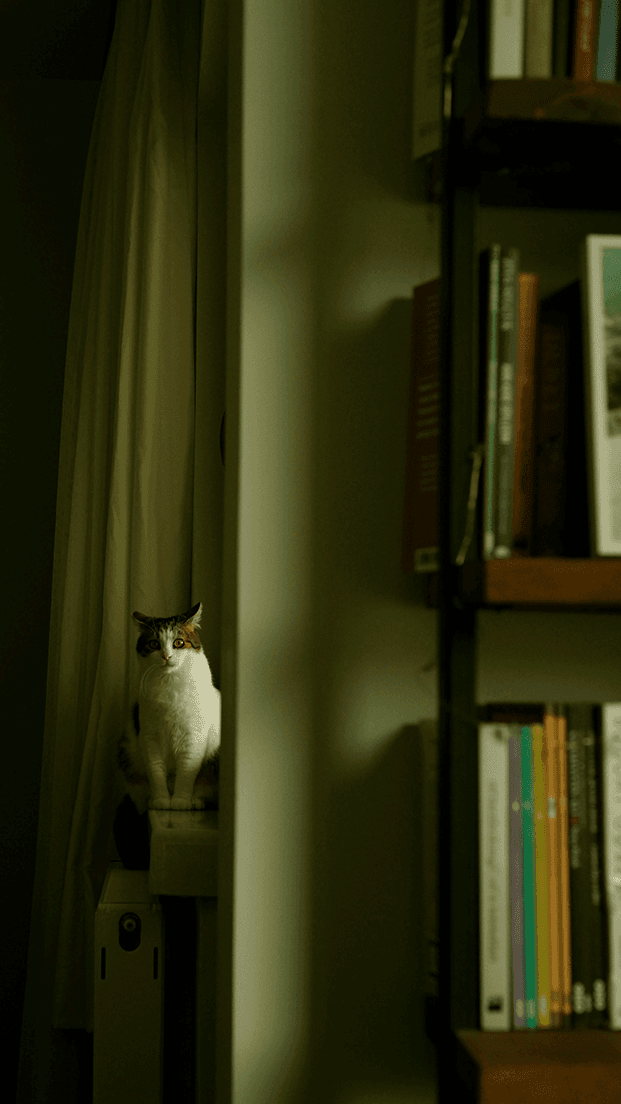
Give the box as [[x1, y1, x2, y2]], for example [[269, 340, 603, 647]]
[[313, 297, 431, 610], [308, 723, 437, 1102]]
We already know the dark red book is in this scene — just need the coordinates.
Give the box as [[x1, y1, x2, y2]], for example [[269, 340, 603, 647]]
[[513, 273, 539, 554], [531, 282, 589, 557]]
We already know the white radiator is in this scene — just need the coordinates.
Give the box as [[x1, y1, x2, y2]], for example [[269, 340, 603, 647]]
[[93, 864, 164, 1104], [93, 811, 218, 1103]]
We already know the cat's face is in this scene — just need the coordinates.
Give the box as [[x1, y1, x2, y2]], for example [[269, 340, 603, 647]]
[[133, 602, 202, 672]]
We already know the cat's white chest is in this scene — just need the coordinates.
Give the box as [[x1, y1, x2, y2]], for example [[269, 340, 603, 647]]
[[138, 652, 220, 758]]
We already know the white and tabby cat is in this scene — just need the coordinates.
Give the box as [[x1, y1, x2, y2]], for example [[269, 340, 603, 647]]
[[118, 601, 220, 812]]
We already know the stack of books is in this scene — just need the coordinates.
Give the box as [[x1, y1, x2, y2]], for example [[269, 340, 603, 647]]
[[402, 234, 621, 572], [412, 1, 621, 160], [479, 701, 621, 1031], [489, 0, 621, 81]]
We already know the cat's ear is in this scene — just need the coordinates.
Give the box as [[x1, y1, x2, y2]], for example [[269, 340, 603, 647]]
[[184, 601, 202, 627], [132, 610, 151, 626]]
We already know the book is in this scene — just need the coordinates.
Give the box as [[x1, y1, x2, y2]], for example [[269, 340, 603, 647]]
[[543, 706, 563, 1026], [488, 0, 525, 77], [582, 235, 621, 557], [532, 307, 569, 555], [567, 704, 596, 1026], [601, 702, 621, 1028], [566, 703, 608, 1026], [412, 0, 442, 160], [553, 0, 576, 75], [596, 0, 621, 79], [513, 273, 539, 555], [479, 723, 511, 1029], [585, 706, 608, 1026], [481, 246, 502, 561], [525, 0, 554, 75], [531, 281, 590, 557], [509, 726, 526, 1027], [521, 724, 538, 1028], [573, 0, 598, 78], [532, 722, 551, 1025], [401, 279, 440, 573], [557, 707, 573, 1018], [494, 248, 520, 558]]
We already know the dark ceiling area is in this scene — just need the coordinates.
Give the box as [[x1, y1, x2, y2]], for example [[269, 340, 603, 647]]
[[0, 0, 116, 79]]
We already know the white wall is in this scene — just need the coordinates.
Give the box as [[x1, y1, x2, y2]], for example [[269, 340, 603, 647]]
[[220, 1, 439, 1101]]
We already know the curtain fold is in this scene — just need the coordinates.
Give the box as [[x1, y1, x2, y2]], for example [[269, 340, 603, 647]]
[[18, 0, 223, 1098]]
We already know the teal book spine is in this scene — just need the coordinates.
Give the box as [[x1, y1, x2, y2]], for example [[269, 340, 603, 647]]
[[521, 724, 537, 1028]]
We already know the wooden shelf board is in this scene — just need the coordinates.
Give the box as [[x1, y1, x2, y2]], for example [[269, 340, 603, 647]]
[[459, 80, 621, 207], [455, 1029, 621, 1103], [459, 558, 621, 607], [467, 79, 621, 134]]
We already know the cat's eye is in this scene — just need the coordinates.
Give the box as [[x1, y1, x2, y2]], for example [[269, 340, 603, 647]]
[[147, 640, 160, 651], [173, 638, 184, 648]]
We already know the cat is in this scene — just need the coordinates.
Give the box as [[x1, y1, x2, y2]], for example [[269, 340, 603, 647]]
[[118, 601, 220, 813]]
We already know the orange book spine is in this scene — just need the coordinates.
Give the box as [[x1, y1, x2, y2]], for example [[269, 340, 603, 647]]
[[513, 273, 539, 554], [544, 705, 562, 1024], [573, 0, 597, 79], [557, 709, 573, 1017]]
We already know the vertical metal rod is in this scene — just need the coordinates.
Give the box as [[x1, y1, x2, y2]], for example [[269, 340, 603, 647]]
[[437, 82, 480, 1102]]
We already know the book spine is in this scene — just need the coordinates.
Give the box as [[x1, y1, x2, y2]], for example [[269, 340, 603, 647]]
[[582, 235, 621, 557], [481, 246, 502, 561], [512, 273, 539, 554], [533, 722, 551, 1025], [567, 704, 593, 1026], [521, 724, 538, 1028], [525, 0, 554, 75], [573, 0, 598, 78], [600, 703, 621, 1027], [401, 279, 440, 574], [557, 708, 573, 1019], [596, 0, 621, 79], [509, 725, 526, 1027], [479, 724, 511, 1030], [544, 706, 562, 1025], [494, 248, 519, 558], [489, 0, 526, 77], [553, 0, 576, 75], [532, 311, 568, 556], [585, 705, 608, 1026]]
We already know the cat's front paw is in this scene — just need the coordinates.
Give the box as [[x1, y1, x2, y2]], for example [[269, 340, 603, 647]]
[[170, 795, 205, 811], [149, 795, 171, 810]]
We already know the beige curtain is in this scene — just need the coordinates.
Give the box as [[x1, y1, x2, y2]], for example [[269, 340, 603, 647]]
[[18, 0, 225, 1097]]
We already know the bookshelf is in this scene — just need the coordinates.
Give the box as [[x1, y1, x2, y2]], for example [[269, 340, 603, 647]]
[[435, 3, 621, 1101]]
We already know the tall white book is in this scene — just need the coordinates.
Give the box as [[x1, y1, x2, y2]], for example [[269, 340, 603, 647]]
[[479, 723, 511, 1029], [601, 703, 621, 1028], [582, 235, 621, 556], [489, 0, 525, 78]]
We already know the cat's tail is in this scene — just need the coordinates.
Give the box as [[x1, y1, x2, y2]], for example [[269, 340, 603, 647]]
[[117, 712, 150, 815]]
